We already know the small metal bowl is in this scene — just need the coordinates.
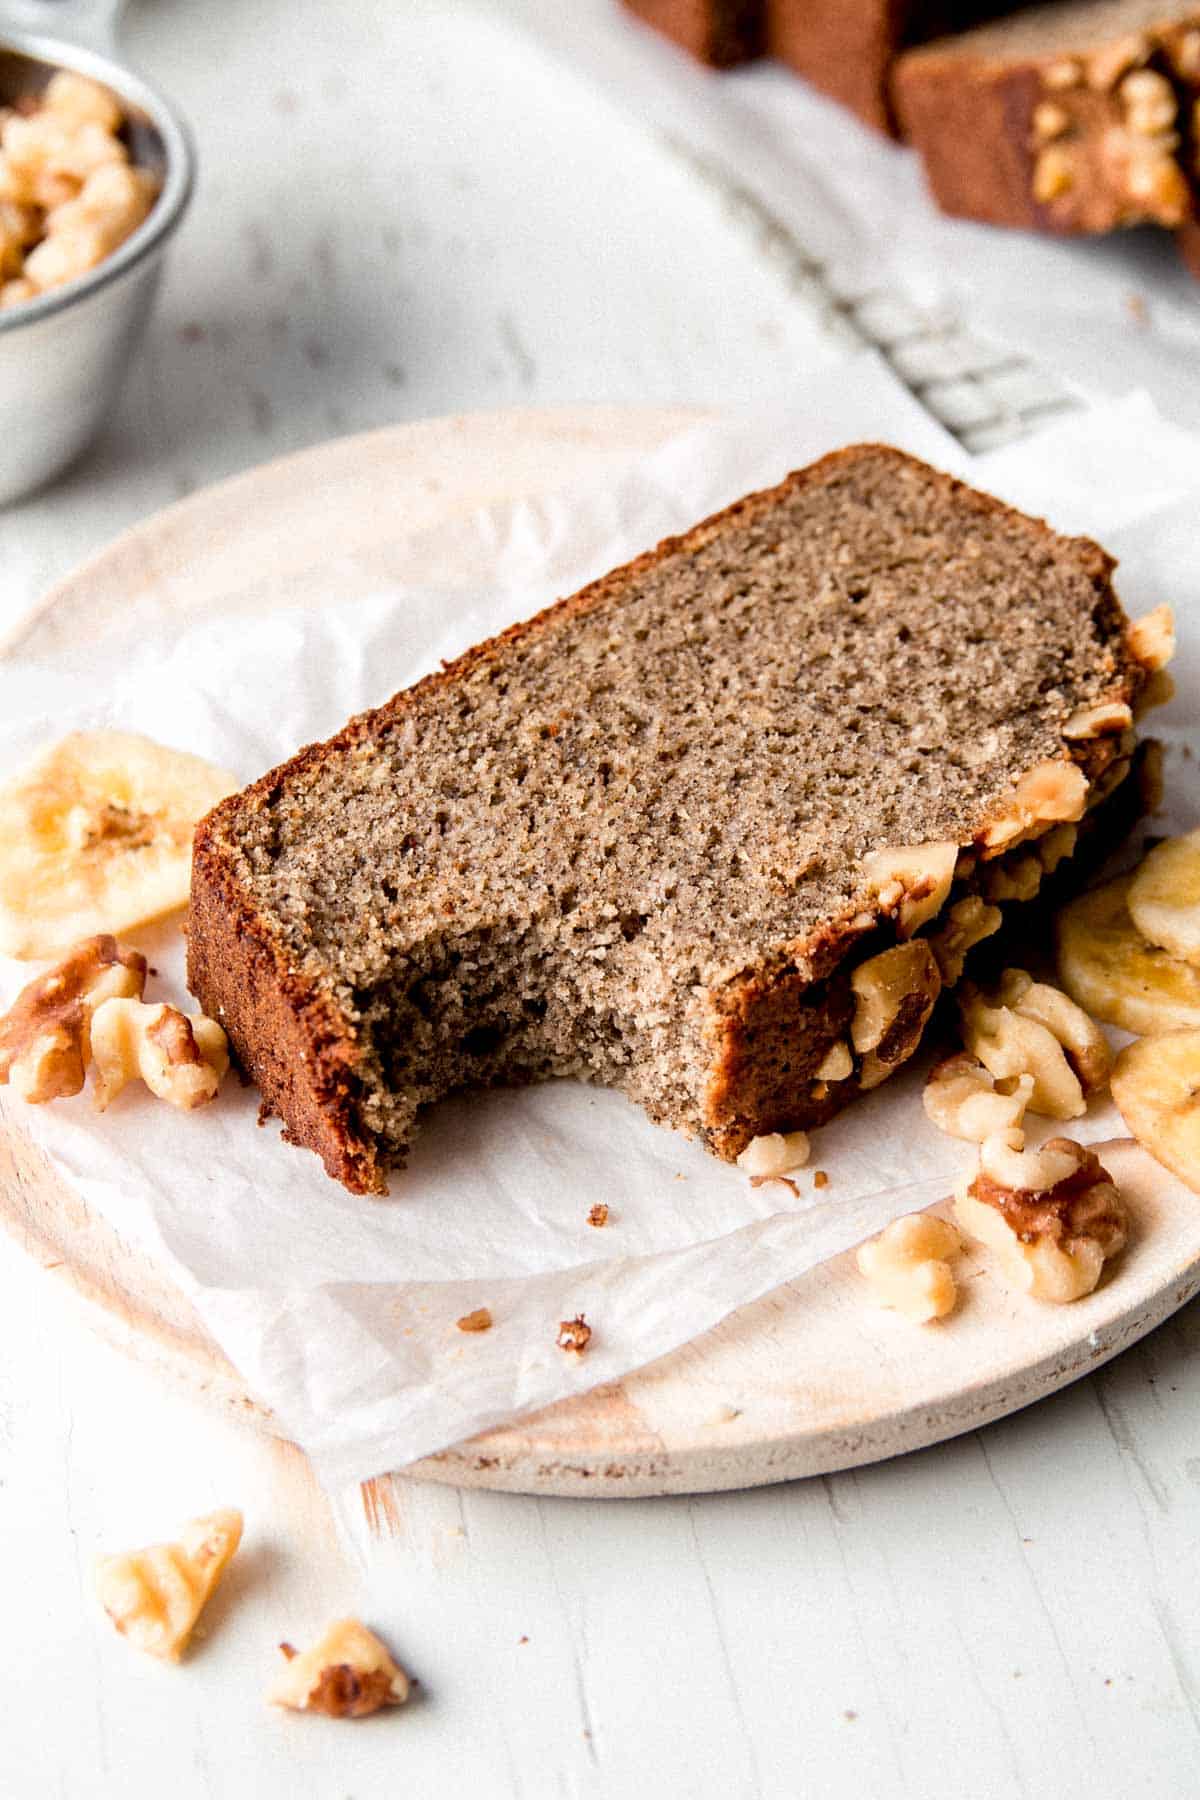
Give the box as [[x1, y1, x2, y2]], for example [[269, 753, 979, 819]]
[[0, 24, 193, 503]]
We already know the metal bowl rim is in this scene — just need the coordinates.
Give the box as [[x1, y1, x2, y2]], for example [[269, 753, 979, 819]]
[[0, 25, 194, 335]]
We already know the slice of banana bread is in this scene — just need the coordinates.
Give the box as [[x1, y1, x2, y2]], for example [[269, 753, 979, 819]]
[[188, 445, 1152, 1195], [895, 3, 1200, 232]]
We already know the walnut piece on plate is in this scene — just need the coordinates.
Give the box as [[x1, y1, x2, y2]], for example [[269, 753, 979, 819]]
[[959, 969, 1111, 1121], [90, 996, 228, 1111], [0, 934, 145, 1102], [855, 1212, 964, 1324], [923, 1052, 1033, 1144], [954, 1132, 1128, 1303]]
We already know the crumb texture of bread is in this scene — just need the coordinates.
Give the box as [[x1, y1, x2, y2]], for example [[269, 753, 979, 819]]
[[188, 445, 1145, 1193]]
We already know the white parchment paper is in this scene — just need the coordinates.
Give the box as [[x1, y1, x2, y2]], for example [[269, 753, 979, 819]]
[[1, 353, 1196, 1489]]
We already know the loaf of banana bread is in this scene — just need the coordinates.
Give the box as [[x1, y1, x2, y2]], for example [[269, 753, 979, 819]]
[[189, 445, 1153, 1194]]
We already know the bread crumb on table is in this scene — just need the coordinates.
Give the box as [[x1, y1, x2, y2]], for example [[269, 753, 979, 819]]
[[813, 1170, 829, 1189], [587, 1203, 609, 1228]]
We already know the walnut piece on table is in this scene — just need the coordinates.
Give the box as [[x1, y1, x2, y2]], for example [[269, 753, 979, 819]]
[[94, 1507, 243, 1661], [268, 1618, 411, 1718]]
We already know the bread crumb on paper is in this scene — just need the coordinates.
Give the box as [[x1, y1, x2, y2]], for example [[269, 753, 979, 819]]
[[556, 1314, 592, 1354], [456, 1308, 493, 1334]]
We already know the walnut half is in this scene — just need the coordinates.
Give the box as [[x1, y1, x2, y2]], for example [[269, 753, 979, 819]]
[[0, 934, 145, 1102], [268, 1618, 411, 1718], [90, 997, 228, 1110], [954, 1132, 1127, 1303]]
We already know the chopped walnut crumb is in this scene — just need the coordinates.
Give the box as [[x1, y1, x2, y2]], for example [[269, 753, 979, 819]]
[[587, 1203, 609, 1228], [557, 1314, 591, 1354], [749, 1173, 800, 1196], [736, 1129, 809, 1177], [456, 1308, 492, 1333], [268, 1619, 410, 1718], [94, 1507, 242, 1661]]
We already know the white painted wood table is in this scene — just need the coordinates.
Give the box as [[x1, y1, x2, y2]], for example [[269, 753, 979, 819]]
[[2, 2, 1200, 1796]]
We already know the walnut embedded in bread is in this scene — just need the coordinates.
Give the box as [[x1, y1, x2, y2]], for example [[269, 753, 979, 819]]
[[814, 1041, 853, 1082], [1062, 700, 1134, 741], [979, 760, 1088, 857], [850, 942, 941, 1090], [861, 840, 957, 937]]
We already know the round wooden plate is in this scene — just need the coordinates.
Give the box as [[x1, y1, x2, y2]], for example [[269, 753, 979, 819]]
[[2, 407, 1197, 1499]]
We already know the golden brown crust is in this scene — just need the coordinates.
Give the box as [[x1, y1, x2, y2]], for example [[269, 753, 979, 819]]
[[187, 446, 1146, 1194]]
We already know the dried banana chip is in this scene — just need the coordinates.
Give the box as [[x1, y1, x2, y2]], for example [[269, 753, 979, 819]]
[[1056, 874, 1200, 1037], [1129, 830, 1200, 969], [0, 730, 236, 958], [1111, 1030, 1200, 1196]]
